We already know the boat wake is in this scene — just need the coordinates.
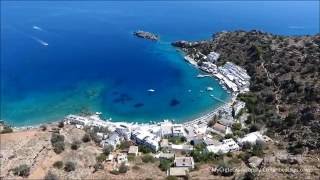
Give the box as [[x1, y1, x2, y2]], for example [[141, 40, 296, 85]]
[[31, 36, 49, 46], [32, 25, 43, 31]]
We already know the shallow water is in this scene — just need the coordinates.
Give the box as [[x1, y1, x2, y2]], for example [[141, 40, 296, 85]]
[[1, 1, 319, 126]]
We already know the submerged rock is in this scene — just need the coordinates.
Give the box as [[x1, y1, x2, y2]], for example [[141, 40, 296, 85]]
[[133, 30, 159, 41], [134, 103, 144, 108], [113, 93, 133, 104], [170, 98, 180, 107]]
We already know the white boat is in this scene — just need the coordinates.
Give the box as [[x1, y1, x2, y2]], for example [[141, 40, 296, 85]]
[[32, 26, 42, 31], [147, 89, 155, 92], [206, 87, 213, 91]]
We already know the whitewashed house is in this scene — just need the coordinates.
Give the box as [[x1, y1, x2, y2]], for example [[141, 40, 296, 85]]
[[64, 115, 90, 126], [101, 132, 123, 149], [174, 157, 195, 169], [128, 146, 139, 156], [115, 125, 131, 140], [172, 124, 185, 137], [160, 121, 173, 137], [131, 130, 161, 151], [237, 131, 270, 145], [206, 51, 220, 63], [206, 138, 240, 154]]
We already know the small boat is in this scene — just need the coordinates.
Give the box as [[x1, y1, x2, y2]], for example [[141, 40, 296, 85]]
[[147, 89, 155, 92], [206, 87, 213, 91], [197, 74, 211, 78]]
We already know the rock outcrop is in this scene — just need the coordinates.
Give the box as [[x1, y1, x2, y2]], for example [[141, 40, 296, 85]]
[[133, 30, 159, 41]]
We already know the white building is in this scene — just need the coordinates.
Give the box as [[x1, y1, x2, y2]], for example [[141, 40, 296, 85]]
[[115, 125, 131, 140], [206, 138, 240, 154], [169, 144, 193, 153], [200, 62, 217, 73], [160, 121, 173, 137], [131, 130, 161, 151], [172, 124, 185, 137], [237, 131, 270, 145], [174, 157, 195, 169], [64, 115, 91, 126], [101, 132, 123, 149], [206, 51, 220, 63], [128, 146, 139, 156]]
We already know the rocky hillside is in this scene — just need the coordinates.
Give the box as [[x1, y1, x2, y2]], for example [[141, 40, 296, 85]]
[[173, 30, 320, 153]]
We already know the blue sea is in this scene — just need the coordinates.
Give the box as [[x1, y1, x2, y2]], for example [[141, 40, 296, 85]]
[[1, 1, 319, 126]]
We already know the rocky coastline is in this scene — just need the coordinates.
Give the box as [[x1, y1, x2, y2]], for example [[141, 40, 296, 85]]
[[171, 30, 320, 152]]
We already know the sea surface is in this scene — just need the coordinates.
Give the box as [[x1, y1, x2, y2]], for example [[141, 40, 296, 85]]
[[1, 1, 319, 126]]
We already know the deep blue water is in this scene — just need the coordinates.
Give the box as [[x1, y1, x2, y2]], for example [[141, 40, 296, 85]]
[[1, 1, 319, 126]]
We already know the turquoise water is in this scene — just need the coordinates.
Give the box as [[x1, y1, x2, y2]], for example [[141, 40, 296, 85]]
[[1, 1, 319, 126]]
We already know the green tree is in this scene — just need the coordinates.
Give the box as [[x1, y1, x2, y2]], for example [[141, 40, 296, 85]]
[[141, 154, 155, 163], [118, 163, 128, 173], [44, 171, 59, 180], [159, 159, 172, 171], [53, 161, 63, 169], [64, 161, 76, 172], [82, 133, 91, 142], [102, 145, 113, 156], [12, 164, 30, 177], [71, 140, 81, 150]]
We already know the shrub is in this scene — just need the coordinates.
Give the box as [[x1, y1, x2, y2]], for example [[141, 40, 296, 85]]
[[71, 140, 81, 150], [118, 163, 128, 173], [159, 159, 171, 171], [1, 126, 13, 134], [138, 145, 152, 154], [51, 133, 64, 144], [243, 171, 256, 180], [53, 161, 63, 169], [64, 161, 76, 172], [58, 121, 64, 128], [102, 145, 113, 156], [141, 154, 155, 163], [93, 163, 104, 173], [96, 153, 106, 163], [224, 134, 234, 139], [251, 143, 264, 157], [166, 176, 178, 180], [119, 141, 131, 150], [52, 141, 65, 154], [44, 171, 59, 180], [40, 125, 47, 131], [232, 123, 242, 131], [12, 164, 30, 177], [110, 170, 120, 175], [127, 154, 135, 161], [132, 165, 140, 170], [168, 136, 186, 144], [82, 133, 91, 142]]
